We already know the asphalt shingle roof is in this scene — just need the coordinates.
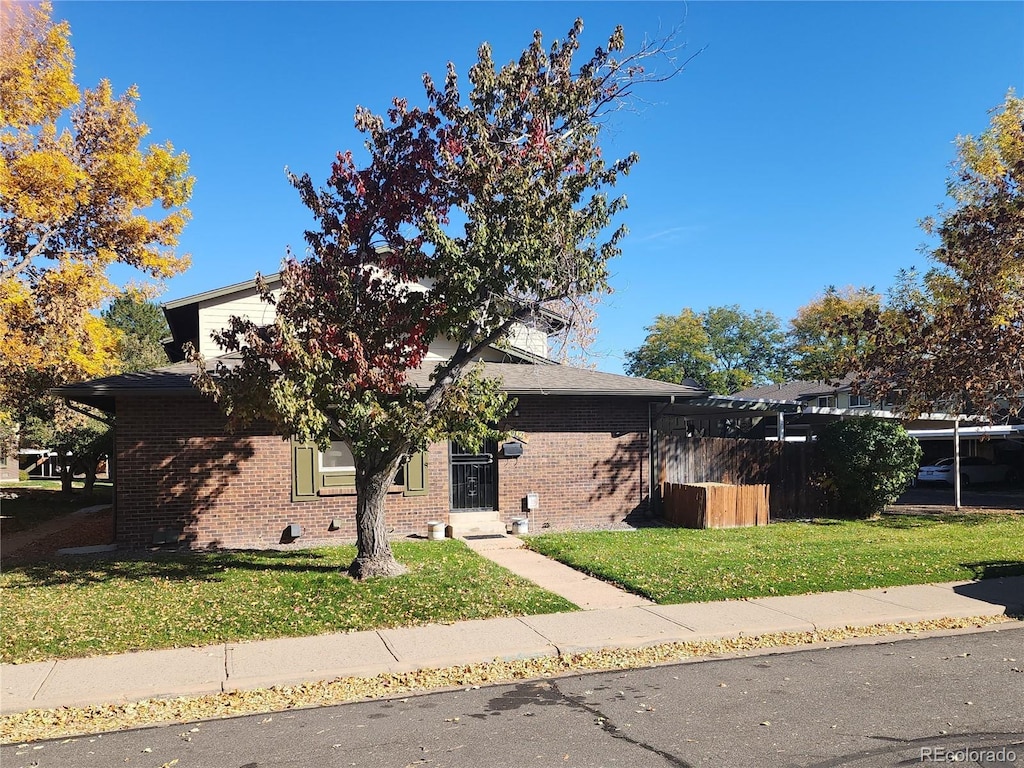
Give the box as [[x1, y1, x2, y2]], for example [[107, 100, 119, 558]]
[[53, 357, 707, 407], [732, 376, 856, 402]]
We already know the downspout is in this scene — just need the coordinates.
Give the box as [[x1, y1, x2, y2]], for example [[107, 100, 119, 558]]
[[648, 402, 656, 516]]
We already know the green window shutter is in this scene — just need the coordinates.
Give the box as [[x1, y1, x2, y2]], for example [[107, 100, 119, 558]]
[[404, 450, 429, 497], [292, 441, 319, 501], [321, 470, 356, 488]]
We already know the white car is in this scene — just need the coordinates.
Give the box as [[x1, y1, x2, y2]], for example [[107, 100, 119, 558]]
[[916, 456, 1015, 486]]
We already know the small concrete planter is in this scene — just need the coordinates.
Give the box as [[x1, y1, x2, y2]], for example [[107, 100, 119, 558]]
[[427, 521, 446, 540], [510, 518, 529, 535]]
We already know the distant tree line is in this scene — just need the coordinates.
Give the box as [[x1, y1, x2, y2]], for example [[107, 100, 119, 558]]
[[627, 91, 1022, 417], [624, 286, 880, 395]]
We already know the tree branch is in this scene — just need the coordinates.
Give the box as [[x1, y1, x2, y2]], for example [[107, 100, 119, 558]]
[[0, 226, 56, 281]]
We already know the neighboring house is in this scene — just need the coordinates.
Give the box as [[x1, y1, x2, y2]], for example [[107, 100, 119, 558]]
[[16, 449, 61, 479], [55, 275, 708, 551], [732, 379, 1023, 478], [0, 447, 18, 482], [727, 377, 899, 441], [734, 376, 879, 412]]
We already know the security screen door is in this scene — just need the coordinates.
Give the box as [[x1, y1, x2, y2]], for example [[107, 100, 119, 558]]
[[449, 439, 498, 511]]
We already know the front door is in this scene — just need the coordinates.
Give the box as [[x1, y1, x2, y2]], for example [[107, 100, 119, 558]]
[[450, 439, 498, 511]]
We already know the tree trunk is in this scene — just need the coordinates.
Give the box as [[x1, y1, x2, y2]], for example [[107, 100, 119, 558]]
[[82, 456, 97, 497], [59, 453, 74, 497], [349, 461, 408, 579]]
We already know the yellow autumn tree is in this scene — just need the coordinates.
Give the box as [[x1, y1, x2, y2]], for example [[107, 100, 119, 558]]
[[0, 1, 192, 424], [790, 285, 881, 380]]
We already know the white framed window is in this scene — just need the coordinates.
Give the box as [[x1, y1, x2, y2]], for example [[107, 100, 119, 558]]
[[817, 396, 836, 408], [293, 439, 428, 500], [848, 394, 871, 408], [319, 441, 355, 473]]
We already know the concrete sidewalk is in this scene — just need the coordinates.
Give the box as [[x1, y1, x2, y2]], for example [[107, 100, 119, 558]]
[[3, 575, 1021, 715]]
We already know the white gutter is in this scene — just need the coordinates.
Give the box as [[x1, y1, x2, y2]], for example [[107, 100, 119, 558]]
[[907, 424, 1024, 439]]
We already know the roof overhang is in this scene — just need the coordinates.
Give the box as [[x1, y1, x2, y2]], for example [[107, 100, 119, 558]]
[[657, 395, 979, 430], [908, 423, 1024, 440], [52, 357, 709, 414], [51, 383, 200, 414], [659, 394, 802, 417]]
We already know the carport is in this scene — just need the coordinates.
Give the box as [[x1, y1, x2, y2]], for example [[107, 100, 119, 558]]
[[649, 394, 970, 516]]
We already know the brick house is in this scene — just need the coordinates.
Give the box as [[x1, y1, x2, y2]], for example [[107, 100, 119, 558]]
[[1, 417, 22, 482], [54, 276, 707, 551]]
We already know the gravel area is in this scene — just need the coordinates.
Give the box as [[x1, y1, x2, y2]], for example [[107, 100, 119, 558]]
[[2, 507, 114, 566]]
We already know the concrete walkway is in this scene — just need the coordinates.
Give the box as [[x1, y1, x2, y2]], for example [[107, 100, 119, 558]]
[[462, 535, 652, 610], [3, 570, 1021, 715]]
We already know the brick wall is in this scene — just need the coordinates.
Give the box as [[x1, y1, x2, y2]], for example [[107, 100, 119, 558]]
[[0, 448, 18, 482], [495, 396, 651, 531], [114, 394, 652, 551], [115, 397, 449, 550]]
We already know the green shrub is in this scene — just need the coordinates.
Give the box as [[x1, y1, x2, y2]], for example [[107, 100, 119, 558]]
[[815, 417, 922, 518], [18, 469, 29, 482]]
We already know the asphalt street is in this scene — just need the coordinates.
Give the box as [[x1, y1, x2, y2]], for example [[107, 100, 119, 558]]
[[4, 626, 1023, 768], [893, 484, 1024, 512]]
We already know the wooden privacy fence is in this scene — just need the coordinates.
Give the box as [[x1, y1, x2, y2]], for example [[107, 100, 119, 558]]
[[659, 436, 827, 520]]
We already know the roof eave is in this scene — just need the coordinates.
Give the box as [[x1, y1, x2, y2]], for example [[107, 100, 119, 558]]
[[502, 388, 704, 398], [162, 273, 282, 310]]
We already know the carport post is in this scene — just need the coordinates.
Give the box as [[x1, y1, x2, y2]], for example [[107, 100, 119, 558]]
[[953, 416, 961, 510]]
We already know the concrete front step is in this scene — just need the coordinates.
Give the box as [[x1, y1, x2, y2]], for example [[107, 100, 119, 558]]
[[447, 511, 507, 538]]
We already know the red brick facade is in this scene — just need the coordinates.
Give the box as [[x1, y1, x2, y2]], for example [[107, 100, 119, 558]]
[[114, 394, 653, 551], [496, 396, 651, 532]]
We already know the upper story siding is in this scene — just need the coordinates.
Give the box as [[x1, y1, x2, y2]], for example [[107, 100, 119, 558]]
[[195, 286, 281, 358], [172, 275, 550, 362]]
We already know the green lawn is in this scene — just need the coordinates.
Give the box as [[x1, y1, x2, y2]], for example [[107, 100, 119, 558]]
[[0, 481, 112, 532], [525, 514, 1024, 604], [0, 541, 576, 664]]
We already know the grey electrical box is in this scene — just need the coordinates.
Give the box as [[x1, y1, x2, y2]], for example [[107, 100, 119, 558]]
[[285, 523, 302, 539], [502, 441, 523, 458]]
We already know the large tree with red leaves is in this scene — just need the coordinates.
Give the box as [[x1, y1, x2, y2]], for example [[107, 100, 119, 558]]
[[194, 20, 686, 577]]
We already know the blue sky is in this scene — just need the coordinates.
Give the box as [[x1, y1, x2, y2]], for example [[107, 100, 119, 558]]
[[54, 1, 1023, 373]]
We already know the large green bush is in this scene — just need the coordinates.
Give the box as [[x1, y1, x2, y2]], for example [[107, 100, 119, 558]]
[[815, 417, 922, 518]]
